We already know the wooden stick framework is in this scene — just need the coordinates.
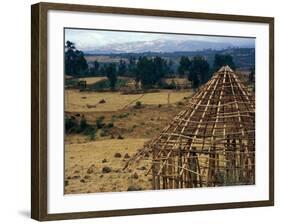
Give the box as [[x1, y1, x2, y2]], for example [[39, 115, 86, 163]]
[[126, 65, 255, 189]]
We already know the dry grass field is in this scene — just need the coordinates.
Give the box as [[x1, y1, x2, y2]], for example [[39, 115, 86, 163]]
[[78, 76, 107, 85], [65, 138, 151, 194], [85, 55, 128, 63], [65, 103, 188, 142], [64, 86, 194, 194], [65, 89, 192, 112], [164, 78, 189, 85]]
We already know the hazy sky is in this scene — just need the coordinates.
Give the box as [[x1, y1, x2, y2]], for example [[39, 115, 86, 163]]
[[65, 28, 255, 51]]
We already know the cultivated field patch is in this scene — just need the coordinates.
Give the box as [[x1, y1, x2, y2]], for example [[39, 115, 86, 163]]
[[78, 76, 107, 85], [65, 89, 192, 112]]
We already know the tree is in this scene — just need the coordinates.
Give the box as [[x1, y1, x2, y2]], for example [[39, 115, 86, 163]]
[[105, 63, 117, 90], [178, 56, 191, 76], [128, 56, 136, 76], [249, 66, 255, 83], [135, 56, 169, 88], [89, 60, 100, 76], [65, 41, 88, 76], [168, 59, 174, 74], [153, 56, 169, 83], [99, 64, 106, 76], [213, 54, 236, 72], [118, 59, 127, 76], [135, 56, 154, 88], [94, 61, 99, 71], [93, 60, 100, 75], [189, 56, 210, 89]]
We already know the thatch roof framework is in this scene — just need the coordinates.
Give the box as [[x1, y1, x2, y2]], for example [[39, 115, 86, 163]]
[[126, 65, 255, 189]]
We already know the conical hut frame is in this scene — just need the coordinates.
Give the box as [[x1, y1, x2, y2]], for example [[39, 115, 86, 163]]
[[125, 65, 255, 189]]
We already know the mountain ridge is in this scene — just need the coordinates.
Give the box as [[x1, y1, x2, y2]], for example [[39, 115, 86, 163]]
[[84, 38, 254, 54]]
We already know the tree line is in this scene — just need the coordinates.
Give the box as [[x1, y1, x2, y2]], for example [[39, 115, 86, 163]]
[[65, 41, 237, 90]]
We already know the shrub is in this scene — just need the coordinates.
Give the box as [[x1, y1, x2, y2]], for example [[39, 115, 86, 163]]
[[177, 101, 184, 106], [114, 152, 122, 158], [85, 126, 96, 140], [79, 117, 88, 131], [89, 79, 127, 91], [100, 128, 109, 137], [65, 116, 96, 139], [118, 113, 129, 119], [107, 122, 114, 128], [102, 158, 108, 163], [64, 180, 69, 187], [117, 134, 124, 139], [124, 153, 130, 159], [159, 80, 177, 89], [84, 175, 91, 179], [65, 117, 77, 133], [87, 167, 94, 174], [131, 172, 139, 179], [134, 101, 142, 109], [102, 166, 112, 173], [96, 116, 105, 129], [138, 166, 146, 170], [170, 80, 177, 89], [127, 185, 142, 191], [65, 79, 79, 88]]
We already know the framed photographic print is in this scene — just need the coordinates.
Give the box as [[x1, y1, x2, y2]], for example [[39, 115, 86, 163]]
[[31, 2, 274, 221]]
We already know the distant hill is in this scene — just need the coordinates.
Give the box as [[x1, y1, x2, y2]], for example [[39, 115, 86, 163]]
[[84, 38, 254, 54], [85, 48, 255, 70]]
